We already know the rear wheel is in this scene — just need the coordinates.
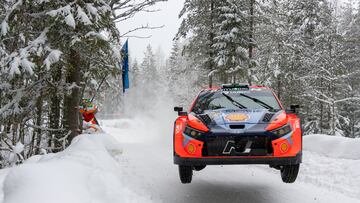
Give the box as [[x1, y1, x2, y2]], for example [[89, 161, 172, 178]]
[[178, 165, 193, 184], [280, 164, 300, 183], [193, 165, 206, 171]]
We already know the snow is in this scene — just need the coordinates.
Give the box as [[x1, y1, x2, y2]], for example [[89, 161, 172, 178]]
[[1, 21, 8, 36], [85, 31, 108, 41], [12, 142, 24, 154], [8, 57, 21, 77], [65, 13, 76, 29], [304, 134, 360, 160], [0, 169, 9, 203], [36, 0, 50, 3], [76, 6, 92, 25], [43, 50, 62, 70], [46, 5, 72, 18], [1, 112, 360, 202], [86, 3, 99, 20], [20, 58, 35, 75], [0, 134, 152, 203], [299, 151, 360, 199], [31, 29, 48, 47]]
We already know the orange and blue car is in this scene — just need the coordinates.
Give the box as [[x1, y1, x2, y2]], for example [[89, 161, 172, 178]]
[[173, 84, 302, 184]]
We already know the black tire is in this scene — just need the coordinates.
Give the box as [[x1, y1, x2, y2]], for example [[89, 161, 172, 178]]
[[193, 165, 206, 171], [280, 164, 300, 183], [178, 165, 193, 184]]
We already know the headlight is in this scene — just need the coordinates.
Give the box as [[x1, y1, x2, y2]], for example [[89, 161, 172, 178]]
[[184, 125, 205, 138], [271, 124, 292, 137]]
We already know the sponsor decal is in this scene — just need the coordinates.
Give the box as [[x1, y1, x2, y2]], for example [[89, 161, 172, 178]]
[[223, 141, 236, 154], [175, 125, 182, 134], [223, 140, 252, 154], [222, 90, 248, 94], [225, 114, 250, 122]]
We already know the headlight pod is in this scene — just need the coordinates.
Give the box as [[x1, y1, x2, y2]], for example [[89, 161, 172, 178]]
[[184, 125, 205, 138], [271, 124, 292, 137]]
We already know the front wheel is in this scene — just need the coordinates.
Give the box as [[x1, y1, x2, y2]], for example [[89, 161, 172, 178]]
[[178, 165, 193, 184], [280, 164, 300, 183]]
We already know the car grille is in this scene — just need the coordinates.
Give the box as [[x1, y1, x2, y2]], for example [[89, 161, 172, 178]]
[[203, 135, 273, 156]]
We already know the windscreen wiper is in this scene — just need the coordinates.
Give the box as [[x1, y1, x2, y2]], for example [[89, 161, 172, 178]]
[[239, 93, 274, 110], [222, 93, 247, 109]]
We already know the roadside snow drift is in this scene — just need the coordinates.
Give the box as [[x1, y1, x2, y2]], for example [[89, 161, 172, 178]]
[[304, 134, 360, 160], [1, 134, 150, 203]]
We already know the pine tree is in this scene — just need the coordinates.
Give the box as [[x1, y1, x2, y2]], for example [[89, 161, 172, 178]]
[[340, 3, 360, 137], [213, 0, 249, 83], [177, 0, 220, 86]]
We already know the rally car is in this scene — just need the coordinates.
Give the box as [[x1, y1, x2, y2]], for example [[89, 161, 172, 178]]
[[173, 84, 302, 184]]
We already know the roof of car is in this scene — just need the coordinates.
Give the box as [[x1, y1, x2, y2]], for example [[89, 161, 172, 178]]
[[204, 85, 271, 91]]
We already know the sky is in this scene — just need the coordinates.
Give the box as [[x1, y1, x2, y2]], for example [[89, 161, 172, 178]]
[[116, 0, 185, 62], [116, 0, 354, 62]]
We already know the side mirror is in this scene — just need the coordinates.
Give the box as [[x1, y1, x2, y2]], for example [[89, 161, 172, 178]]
[[174, 106, 187, 116], [174, 106, 183, 112], [286, 104, 300, 114]]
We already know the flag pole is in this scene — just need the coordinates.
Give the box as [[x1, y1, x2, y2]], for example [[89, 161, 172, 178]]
[[91, 76, 107, 102]]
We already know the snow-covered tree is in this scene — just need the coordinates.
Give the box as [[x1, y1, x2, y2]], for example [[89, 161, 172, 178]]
[[166, 40, 204, 107], [213, 0, 249, 83], [176, 0, 220, 86], [0, 0, 166, 168]]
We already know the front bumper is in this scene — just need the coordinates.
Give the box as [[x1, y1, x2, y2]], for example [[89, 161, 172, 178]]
[[174, 152, 302, 166]]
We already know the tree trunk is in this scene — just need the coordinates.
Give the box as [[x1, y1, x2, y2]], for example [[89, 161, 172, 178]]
[[277, 77, 281, 100], [320, 78, 323, 134], [65, 49, 82, 143], [248, 0, 255, 85], [208, 0, 215, 81], [331, 102, 335, 135], [49, 66, 62, 152], [35, 95, 43, 154]]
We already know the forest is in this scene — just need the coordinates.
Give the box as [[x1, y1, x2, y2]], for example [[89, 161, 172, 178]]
[[1, 0, 360, 168]]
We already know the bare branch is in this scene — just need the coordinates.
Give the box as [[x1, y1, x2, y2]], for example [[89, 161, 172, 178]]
[[111, 0, 167, 21], [120, 24, 164, 38], [122, 35, 153, 39], [25, 123, 65, 132]]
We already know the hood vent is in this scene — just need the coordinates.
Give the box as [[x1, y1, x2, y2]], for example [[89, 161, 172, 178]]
[[262, 113, 275, 122], [197, 114, 212, 125]]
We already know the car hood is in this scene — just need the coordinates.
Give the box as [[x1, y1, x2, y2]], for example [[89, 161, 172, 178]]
[[197, 109, 287, 133]]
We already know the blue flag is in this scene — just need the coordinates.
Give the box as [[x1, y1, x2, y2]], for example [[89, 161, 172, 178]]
[[121, 40, 129, 93]]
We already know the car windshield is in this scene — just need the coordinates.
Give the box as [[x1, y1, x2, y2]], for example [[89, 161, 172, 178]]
[[192, 89, 281, 114]]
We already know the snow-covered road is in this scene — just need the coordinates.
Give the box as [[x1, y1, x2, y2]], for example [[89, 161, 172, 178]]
[[1, 114, 359, 203], [102, 118, 360, 203]]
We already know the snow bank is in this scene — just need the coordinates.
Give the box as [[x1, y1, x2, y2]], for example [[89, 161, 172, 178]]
[[304, 134, 360, 160], [0, 134, 151, 203], [300, 151, 360, 199], [0, 169, 9, 203]]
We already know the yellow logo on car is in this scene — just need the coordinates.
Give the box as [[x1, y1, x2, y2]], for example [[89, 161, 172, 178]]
[[225, 114, 249, 122]]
